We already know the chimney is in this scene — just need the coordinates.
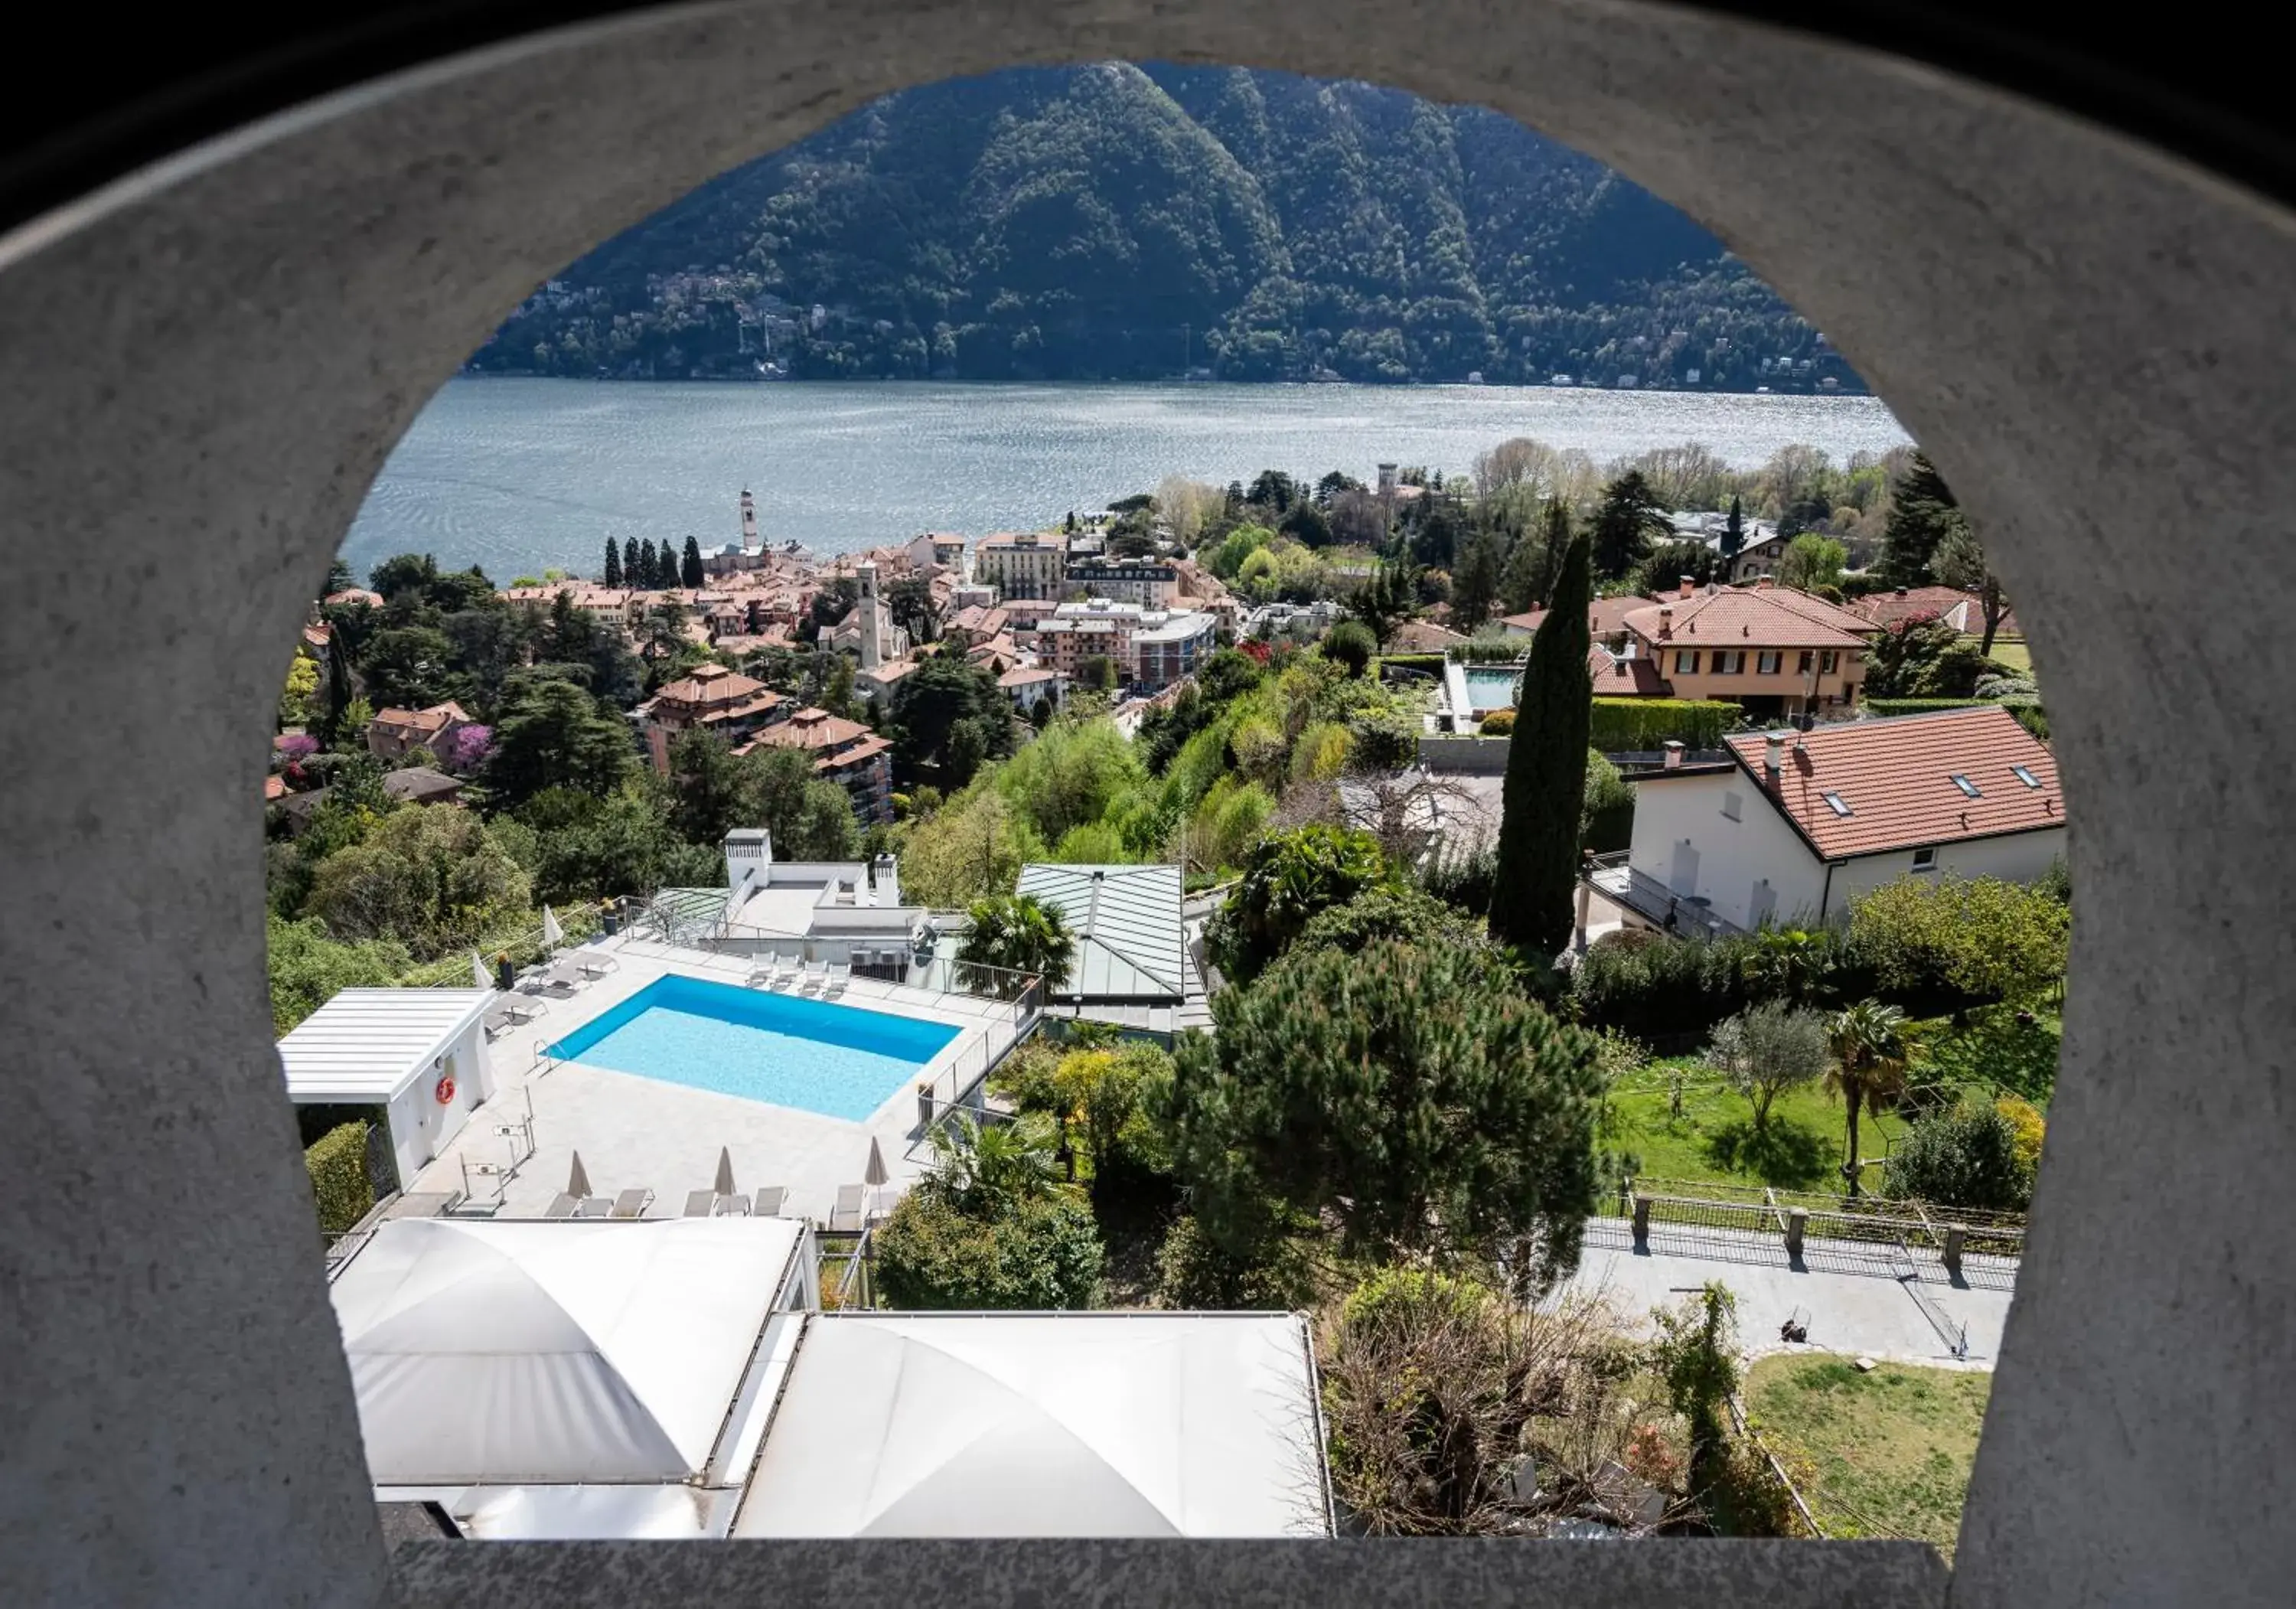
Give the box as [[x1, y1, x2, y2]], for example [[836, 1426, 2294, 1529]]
[[1679, 575, 1695, 600], [871, 851, 900, 907], [1657, 605, 1674, 640], [1763, 731, 1785, 787], [1663, 739, 1685, 770]]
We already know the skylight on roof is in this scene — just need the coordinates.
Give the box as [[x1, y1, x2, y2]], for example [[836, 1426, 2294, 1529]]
[[1821, 791, 1854, 817], [2012, 765, 2041, 788], [1951, 774, 1982, 798]]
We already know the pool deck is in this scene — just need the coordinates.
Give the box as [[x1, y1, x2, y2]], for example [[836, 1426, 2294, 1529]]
[[408, 934, 1028, 1225]]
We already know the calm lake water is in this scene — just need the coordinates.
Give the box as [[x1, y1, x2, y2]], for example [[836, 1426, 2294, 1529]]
[[344, 378, 1910, 578]]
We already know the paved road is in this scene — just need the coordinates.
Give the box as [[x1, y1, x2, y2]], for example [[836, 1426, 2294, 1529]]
[[1554, 1216, 2015, 1369]]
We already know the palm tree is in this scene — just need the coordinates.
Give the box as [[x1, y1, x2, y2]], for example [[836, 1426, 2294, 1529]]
[[925, 1112, 1062, 1212], [1743, 927, 1835, 1007], [1826, 1000, 1913, 1197], [956, 893, 1075, 997]]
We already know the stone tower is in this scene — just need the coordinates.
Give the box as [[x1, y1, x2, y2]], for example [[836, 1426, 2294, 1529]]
[[739, 488, 758, 550], [857, 560, 882, 670]]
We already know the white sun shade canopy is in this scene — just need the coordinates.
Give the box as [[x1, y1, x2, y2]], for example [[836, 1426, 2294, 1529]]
[[733, 1312, 1331, 1538], [276, 987, 492, 1103], [331, 1216, 804, 1485]]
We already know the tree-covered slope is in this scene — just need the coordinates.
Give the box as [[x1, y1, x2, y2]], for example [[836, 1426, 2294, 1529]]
[[474, 63, 1861, 391]]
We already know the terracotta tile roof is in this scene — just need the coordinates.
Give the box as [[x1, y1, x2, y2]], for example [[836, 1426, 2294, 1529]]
[[999, 666, 1061, 687], [745, 707, 876, 755], [1387, 620, 1466, 651], [978, 531, 1068, 550], [1590, 645, 1668, 696], [1505, 595, 1656, 637], [301, 624, 332, 650], [817, 734, 892, 772], [370, 701, 471, 738], [653, 662, 774, 712], [1724, 706, 2062, 859], [324, 588, 385, 609], [1847, 586, 1977, 630], [263, 774, 289, 801], [1624, 586, 1871, 650]]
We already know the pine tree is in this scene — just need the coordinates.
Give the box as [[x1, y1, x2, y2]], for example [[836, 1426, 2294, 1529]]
[[680, 535, 706, 589], [1721, 496, 1744, 566], [1450, 530, 1506, 629], [1589, 471, 1668, 582], [1880, 452, 1968, 587], [1492, 532, 1592, 958], [602, 537, 622, 589], [638, 539, 659, 589]]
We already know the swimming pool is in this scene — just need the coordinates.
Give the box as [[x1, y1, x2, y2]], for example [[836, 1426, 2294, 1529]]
[[1463, 666, 1522, 712], [546, 975, 962, 1121]]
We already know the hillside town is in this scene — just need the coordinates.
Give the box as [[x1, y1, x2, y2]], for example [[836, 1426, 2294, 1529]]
[[269, 439, 2060, 1551]]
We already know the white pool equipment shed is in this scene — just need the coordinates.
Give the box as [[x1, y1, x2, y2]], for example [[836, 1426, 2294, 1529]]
[[276, 988, 497, 1187]]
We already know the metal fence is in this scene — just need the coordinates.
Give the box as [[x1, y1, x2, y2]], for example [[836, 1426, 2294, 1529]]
[[1619, 1175, 2025, 1262], [396, 905, 605, 988]]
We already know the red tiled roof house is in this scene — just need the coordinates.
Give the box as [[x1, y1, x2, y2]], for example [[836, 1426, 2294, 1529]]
[[1598, 705, 2065, 935]]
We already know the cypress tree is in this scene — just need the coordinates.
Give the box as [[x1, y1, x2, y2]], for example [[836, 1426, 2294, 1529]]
[[1721, 495, 1744, 566], [681, 535, 706, 589], [1492, 531, 1592, 958], [602, 537, 622, 588], [638, 538, 659, 589]]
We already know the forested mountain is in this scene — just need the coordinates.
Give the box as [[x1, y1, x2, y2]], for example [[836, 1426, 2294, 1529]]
[[474, 63, 1861, 392]]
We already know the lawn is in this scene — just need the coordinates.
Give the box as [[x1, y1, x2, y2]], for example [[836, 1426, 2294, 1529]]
[[1604, 1060, 1907, 1193], [1963, 636, 2033, 674], [1603, 1008, 2060, 1196], [1743, 1354, 1991, 1555]]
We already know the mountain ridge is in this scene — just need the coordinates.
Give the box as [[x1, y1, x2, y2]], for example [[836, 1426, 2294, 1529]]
[[472, 63, 1862, 393]]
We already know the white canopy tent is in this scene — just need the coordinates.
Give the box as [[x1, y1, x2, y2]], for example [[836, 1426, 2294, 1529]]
[[330, 1216, 807, 1487], [732, 1313, 1332, 1538], [276, 987, 496, 1186]]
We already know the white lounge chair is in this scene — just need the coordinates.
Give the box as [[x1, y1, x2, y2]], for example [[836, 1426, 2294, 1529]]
[[822, 961, 850, 1000], [543, 1193, 582, 1219], [768, 955, 800, 991], [608, 1188, 654, 1219], [828, 1183, 866, 1233], [683, 1189, 719, 1218], [754, 1186, 788, 1217], [484, 997, 545, 1039], [542, 956, 590, 992], [796, 960, 827, 996], [745, 957, 786, 990], [572, 951, 619, 980]]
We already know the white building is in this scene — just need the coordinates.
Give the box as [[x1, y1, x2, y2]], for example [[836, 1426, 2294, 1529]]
[[1595, 706, 2066, 936], [327, 1218, 1332, 1540], [705, 829, 923, 962], [974, 531, 1068, 596], [278, 988, 497, 1190]]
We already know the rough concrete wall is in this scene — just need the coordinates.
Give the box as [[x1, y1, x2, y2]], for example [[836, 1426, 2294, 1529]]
[[2, 2, 2294, 1606]]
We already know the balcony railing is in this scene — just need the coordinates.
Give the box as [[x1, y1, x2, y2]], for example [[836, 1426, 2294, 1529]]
[[1584, 851, 1747, 939]]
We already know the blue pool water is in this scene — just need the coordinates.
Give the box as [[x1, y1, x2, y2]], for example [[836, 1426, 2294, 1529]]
[[1463, 666, 1522, 711], [546, 975, 961, 1121]]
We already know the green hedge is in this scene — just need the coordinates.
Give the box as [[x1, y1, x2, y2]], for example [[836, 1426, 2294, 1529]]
[[1449, 640, 1531, 664], [1584, 698, 1742, 752], [306, 1121, 373, 1236], [1865, 697, 2048, 739], [1376, 653, 1446, 677]]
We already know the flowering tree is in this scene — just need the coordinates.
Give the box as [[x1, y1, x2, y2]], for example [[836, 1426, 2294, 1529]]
[[442, 723, 494, 775], [274, 733, 319, 767]]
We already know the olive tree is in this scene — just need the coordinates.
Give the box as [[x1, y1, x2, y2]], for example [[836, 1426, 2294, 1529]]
[[1706, 1000, 1831, 1131]]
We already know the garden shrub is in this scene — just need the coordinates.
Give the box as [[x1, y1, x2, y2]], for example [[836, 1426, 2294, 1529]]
[[1574, 930, 1761, 1043], [1848, 875, 2069, 1007], [1293, 882, 1484, 958], [872, 1187, 1104, 1309], [1881, 1102, 2033, 1211], [1476, 707, 1517, 736], [1581, 750, 1635, 853], [1585, 698, 1741, 753], [1204, 824, 1384, 984], [305, 1121, 373, 1237], [1152, 1213, 1315, 1310]]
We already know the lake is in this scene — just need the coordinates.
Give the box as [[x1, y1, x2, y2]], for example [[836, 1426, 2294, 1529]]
[[343, 378, 1911, 578]]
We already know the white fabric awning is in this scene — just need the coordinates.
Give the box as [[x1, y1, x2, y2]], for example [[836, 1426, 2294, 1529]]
[[732, 1313, 1331, 1538], [331, 1217, 804, 1485], [277, 987, 493, 1103]]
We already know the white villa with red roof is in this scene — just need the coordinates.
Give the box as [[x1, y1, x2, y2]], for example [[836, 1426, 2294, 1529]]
[[1590, 705, 2065, 938]]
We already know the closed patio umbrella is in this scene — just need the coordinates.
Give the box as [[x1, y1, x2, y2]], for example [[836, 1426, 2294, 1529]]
[[713, 1147, 737, 1199], [540, 905, 566, 953], [471, 949, 491, 990], [864, 1137, 889, 1218], [567, 1151, 593, 1201]]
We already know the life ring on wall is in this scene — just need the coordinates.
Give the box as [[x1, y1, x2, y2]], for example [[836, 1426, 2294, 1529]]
[[434, 1075, 457, 1105]]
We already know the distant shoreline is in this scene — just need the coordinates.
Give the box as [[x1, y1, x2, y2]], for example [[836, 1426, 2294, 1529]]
[[455, 370, 1873, 400]]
